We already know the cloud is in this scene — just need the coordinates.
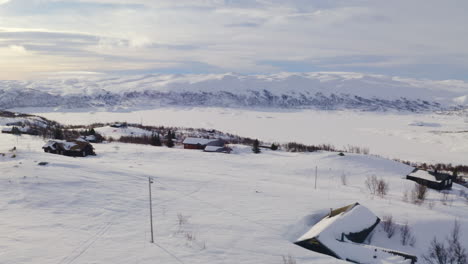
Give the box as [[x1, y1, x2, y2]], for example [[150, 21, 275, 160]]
[[8, 44, 28, 54], [0, 0, 467, 79]]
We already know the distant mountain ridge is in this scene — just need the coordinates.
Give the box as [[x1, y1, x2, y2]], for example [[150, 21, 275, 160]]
[[1, 72, 467, 111]]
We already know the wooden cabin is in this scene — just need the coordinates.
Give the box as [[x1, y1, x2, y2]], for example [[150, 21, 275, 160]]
[[183, 137, 225, 150], [406, 169, 453, 190], [295, 203, 417, 264], [204, 145, 232, 154], [43, 139, 95, 157]]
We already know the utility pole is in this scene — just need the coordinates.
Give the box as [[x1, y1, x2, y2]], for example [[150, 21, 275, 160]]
[[148, 177, 154, 243], [315, 166, 318, 189]]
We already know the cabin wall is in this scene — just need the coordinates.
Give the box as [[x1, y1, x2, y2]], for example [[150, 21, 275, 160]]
[[406, 176, 448, 190], [345, 218, 380, 243], [184, 144, 205, 150], [295, 238, 340, 259]]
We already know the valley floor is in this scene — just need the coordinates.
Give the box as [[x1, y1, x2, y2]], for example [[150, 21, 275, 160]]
[[16, 107, 468, 164]]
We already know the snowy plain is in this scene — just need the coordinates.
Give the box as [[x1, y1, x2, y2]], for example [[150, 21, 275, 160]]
[[1, 132, 467, 264], [16, 107, 468, 165]]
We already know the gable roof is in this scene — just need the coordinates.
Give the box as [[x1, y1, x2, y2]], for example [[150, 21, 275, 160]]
[[296, 203, 416, 264], [297, 203, 377, 243], [43, 140, 92, 151], [408, 169, 451, 183], [183, 137, 218, 145]]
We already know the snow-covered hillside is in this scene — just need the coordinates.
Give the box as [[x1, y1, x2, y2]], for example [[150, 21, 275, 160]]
[[1, 134, 467, 264], [1, 72, 467, 111]]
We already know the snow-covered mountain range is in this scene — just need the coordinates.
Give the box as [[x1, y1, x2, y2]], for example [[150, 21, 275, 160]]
[[1, 72, 467, 111]]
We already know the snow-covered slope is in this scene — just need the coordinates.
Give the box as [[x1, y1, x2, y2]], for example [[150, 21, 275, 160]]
[[1, 134, 467, 264], [1, 72, 467, 111]]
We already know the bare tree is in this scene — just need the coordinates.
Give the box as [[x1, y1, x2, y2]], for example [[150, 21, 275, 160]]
[[382, 215, 396, 238], [400, 222, 416, 246], [447, 221, 467, 264], [341, 173, 347, 186], [282, 255, 297, 264], [424, 238, 449, 264], [423, 220, 467, 264], [377, 179, 389, 198], [411, 183, 427, 204], [365, 175, 389, 197], [365, 175, 378, 195]]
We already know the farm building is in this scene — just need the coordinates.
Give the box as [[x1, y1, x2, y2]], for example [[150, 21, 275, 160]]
[[183, 137, 225, 150], [42, 139, 95, 157], [406, 169, 453, 190], [295, 203, 417, 264]]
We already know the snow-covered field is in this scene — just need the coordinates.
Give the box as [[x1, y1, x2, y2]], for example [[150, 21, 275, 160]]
[[17, 107, 468, 164], [1, 133, 467, 264]]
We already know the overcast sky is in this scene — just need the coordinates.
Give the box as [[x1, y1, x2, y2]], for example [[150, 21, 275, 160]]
[[0, 0, 467, 80]]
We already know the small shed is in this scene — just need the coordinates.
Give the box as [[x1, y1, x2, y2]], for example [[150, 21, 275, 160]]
[[406, 169, 453, 190], [43, 139, 95, 157], [204, 145, 232, 154], [183, 137, 225, 150]]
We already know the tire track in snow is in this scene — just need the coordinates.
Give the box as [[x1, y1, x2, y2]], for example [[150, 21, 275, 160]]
[[57, 220, 113, 264]]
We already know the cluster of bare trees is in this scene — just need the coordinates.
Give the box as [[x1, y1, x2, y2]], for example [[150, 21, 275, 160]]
[[381, 215, 415, 246], [365, 175, 389, 198], [423, 221, 467, 264]]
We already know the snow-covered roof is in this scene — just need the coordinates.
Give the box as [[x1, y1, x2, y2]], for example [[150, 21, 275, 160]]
[[43, 140, 60, 149], [297, 203, 416, 264], [408, 169, 444, 183], [42, 140, 91, 151], [297, 203, 378, 242], [183, 137, 217, 145]]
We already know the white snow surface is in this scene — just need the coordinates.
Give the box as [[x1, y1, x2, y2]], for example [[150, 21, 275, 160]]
[[1, 133, 467, 264]]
